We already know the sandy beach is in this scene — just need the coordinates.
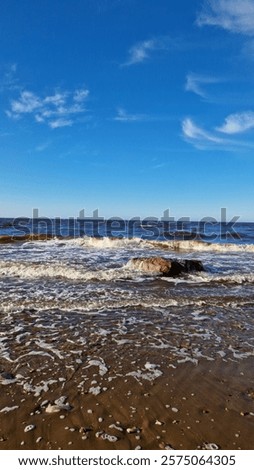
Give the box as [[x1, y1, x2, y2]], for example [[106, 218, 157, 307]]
[[1, 349, 254, 450]]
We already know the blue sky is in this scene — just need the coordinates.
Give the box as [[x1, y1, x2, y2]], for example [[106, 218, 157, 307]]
[[1, 0, 254, 220]]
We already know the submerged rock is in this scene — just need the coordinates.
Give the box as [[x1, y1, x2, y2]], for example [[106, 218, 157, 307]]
[[127, 257, 204, 277]]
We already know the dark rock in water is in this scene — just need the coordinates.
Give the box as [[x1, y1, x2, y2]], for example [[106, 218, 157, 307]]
[[183, 259, 204, 273], [127, 257, 204, 277]]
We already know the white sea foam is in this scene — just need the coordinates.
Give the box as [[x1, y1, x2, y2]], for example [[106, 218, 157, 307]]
[[127, 362, 163, 383], [64, 236, 254, 253], [86, 358, 108, 376]]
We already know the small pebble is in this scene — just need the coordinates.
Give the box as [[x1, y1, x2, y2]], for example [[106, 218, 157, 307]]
[[41, 400, 49, 407], [155, 420, 164, 426], [135, 446, 142, 450], [60, 415, 65, 419], [24, 424, 36, 433], [98, 417, 103, 423], [36, 437, 42, 444], [172, 407, 178, 413], [87, 409, 93, 414], [126, 427, 139, 434]]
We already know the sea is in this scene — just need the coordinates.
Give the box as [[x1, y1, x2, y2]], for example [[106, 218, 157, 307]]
[[1, 218, 254, 392]]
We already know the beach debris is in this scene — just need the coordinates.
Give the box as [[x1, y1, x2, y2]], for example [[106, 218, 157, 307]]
[[159, 442, 174, 450], [41, 400, 49, 407], [155, 420, 164, 426], [45, 396, 72, 413], [79, 426, 92, 439], [95, 431, 118, 442], [36, 437, 43, 443], [126, 427, 140, 434], [24, 424, 36, 433], [202, 442, 220, 450], [0, 405, 19, 413], [45, 404, 66, 413], [109, 424, 124, 432]]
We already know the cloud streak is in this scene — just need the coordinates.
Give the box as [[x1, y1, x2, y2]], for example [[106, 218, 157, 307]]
[[0, 63, 19, 92], [182, 118, 222, 145], [6, 87, 89, 129], [182, 116, 254, 150], [113, 108, 148, 122], [123, 36, 171, 66], [197, 0, 254, 36], [185, 72, 221, 98]]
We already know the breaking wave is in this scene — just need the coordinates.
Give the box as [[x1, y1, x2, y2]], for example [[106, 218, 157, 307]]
[[2, 234, 254, 253]]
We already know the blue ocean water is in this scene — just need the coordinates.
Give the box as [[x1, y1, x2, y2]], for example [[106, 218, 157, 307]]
[[0, 217, 254, 244]]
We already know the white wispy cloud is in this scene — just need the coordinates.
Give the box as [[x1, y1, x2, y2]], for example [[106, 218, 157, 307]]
[[0, 63, 19, 92], [197, 0, 254, 36], [113, 107, 148, 122], [185, 72, 220, 98], [217, 111, 254, 134], [123, 36, 170, 66], [182, 117, 222, 144], [6, 87, 89, 128], [49, 118, 73, 129], [182, 116, 254, 150], [35, 142, 50, 152]]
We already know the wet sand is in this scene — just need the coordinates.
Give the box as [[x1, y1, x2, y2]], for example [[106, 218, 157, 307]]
[[1, 358, 254, 450]]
